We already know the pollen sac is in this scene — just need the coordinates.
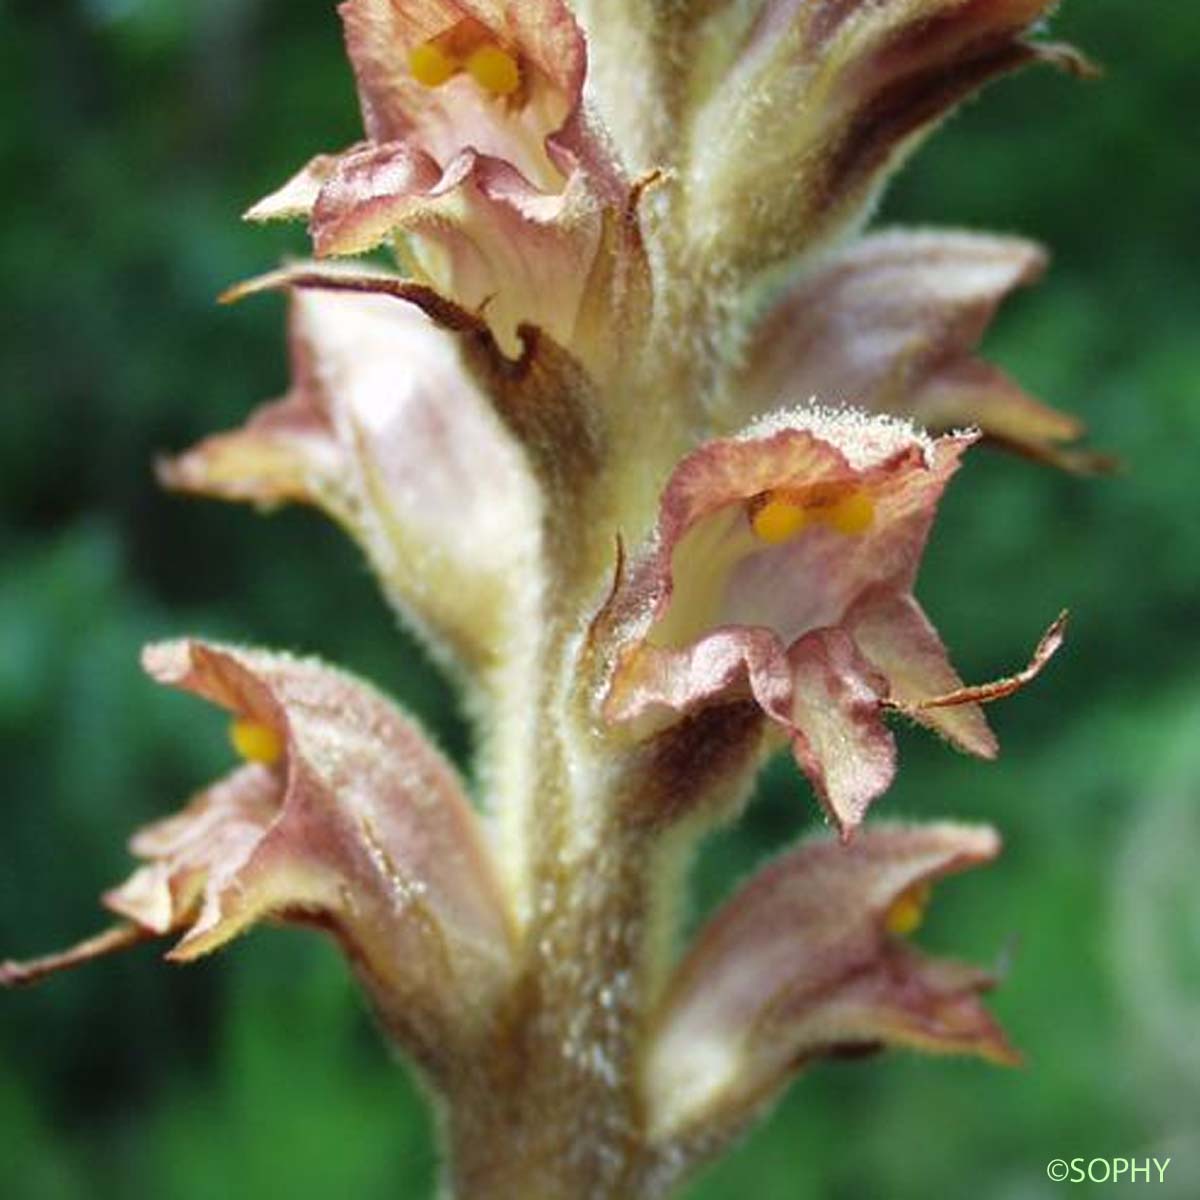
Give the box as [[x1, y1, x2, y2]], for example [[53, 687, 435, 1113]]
[[229, 718, 284, 766], [408, 41, 456, 88], [749, 487, 875, 544], [825, 489, 874, 535], [750, 495, 809, 544], [466, 45, 521, 96], [408, 21, 522, 98], [884, 880, 933, 936]]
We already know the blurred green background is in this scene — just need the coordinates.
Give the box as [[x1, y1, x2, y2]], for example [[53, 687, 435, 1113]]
[[2, 1, 1198, 1196]]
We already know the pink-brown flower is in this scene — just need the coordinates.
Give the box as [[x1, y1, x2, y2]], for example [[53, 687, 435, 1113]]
[[643, 822, 1016, 1146], [3, 640, 515, 1069], [602, 409, 1064, 835], [340, 0, 590, 187], [246, 0, 631, 359]]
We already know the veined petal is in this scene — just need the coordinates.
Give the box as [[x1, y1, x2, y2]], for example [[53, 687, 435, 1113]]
[[160, 281, 543, 675], [643, 822, 1015, 1142], [678, 0, 1092, 278], [602, 410, 1061, 832], [245, 150, 350, 224], [105, 765, 279, 937], [726, 229, 1105, 470], [3, 641, 516, 1062], [603, 624, 898, 833], [340, 0, 587, 191]]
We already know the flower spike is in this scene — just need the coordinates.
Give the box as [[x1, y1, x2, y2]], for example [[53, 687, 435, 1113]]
[[7, 0, 1105, 1191]]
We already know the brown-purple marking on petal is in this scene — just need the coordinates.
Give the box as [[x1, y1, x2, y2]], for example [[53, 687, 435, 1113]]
[[643, 821, 1015, 1141], [819, 12, 1042, 219], [626, 701, 766, 829]]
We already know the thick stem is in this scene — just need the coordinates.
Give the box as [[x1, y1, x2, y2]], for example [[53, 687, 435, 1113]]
[[441, 803, 665, 1198], [443, 579, 671, 1196], [438, 703, 765, 1198]]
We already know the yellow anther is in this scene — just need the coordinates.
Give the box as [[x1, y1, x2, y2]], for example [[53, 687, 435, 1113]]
[[884, 880, 933, 936], [466, 44, 521, 96], [229, 718, 284, 766], [750, 495, 809, 544], [409, 41, 457, 88], [825, 489, 875, 536]]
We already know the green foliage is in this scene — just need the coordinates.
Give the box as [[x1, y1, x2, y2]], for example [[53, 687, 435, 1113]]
[[2, 1, 1197, 1195]]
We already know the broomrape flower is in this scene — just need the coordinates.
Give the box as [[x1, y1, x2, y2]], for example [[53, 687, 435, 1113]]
[[5, 1, 1101, 1196]]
